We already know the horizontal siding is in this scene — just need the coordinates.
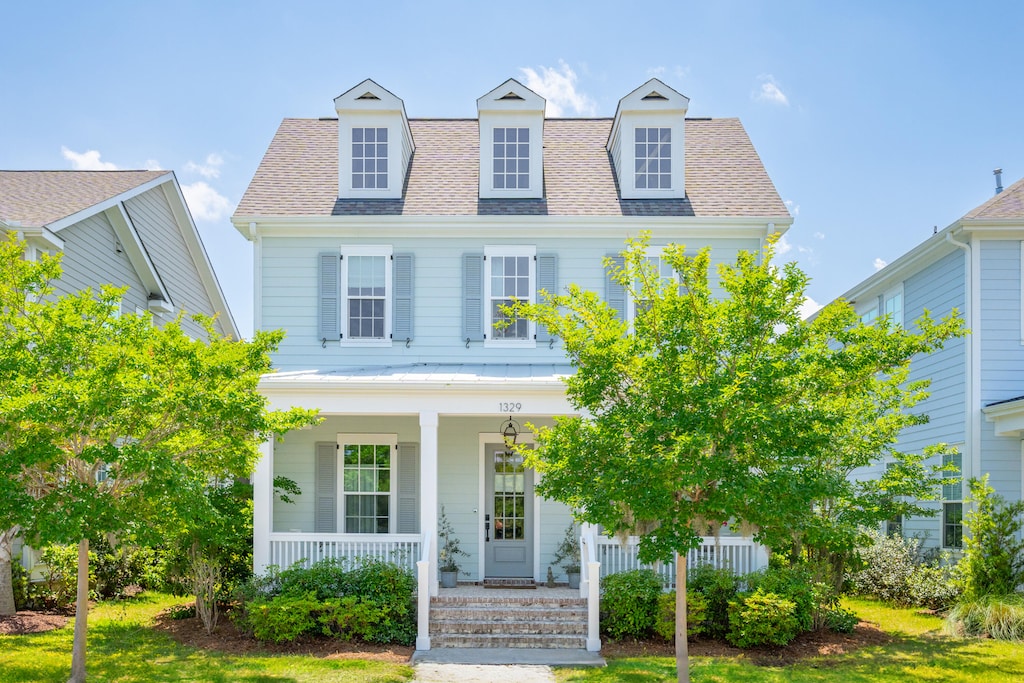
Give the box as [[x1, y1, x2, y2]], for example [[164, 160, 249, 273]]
[[261, 235, 761, 370], [52, 212, 150, 314], [980, 241, 1024, 403], [123, 188, 221, 340]]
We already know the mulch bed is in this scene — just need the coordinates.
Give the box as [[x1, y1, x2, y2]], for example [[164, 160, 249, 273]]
[[4, 604, 890, 668]]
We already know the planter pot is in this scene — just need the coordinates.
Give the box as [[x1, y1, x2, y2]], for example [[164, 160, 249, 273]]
[[440, 570, 458, 588], [567, 571, 580, 589]]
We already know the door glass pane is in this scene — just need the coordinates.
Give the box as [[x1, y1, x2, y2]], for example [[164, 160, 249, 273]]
[[493, 451, 525, 541]]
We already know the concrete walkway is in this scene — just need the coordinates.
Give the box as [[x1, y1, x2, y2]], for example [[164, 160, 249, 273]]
[[411, 647, 605, 682]]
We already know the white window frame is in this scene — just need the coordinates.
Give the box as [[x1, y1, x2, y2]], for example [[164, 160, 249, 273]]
[[633, 126, 673, 191], [883, 283, 904, 328], [942, 450, 963, 550], [337, 433, 398, 535], [478, 115, 543, 199], [484, 245, 536, 348], [491, 126, 532, 191], [626, 246, 680, 323], [340, 245, 393, 347], [338, 118, 401, 199], [350, 126, 389, 191], [621, 118, 684, 199]]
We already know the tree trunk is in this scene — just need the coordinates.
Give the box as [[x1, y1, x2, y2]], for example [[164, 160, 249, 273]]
[[676, 551, 689, 683], [0, 527, 18, 616], [68, 538, 89, 683]]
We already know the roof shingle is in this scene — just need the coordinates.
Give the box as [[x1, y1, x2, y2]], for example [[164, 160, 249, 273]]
[[235, 118, 789, 219], [0, 170, 169, 228], [963, 177, 1024, 220]]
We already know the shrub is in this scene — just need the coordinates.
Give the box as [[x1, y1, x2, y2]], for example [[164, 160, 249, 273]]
[[601, 569, 663, 640], [319, 596, 385, 641], [89, 537, 161, 599], [745, 566, 817, 632], [654, 590, 707, 641], [244, 592, 320, 643], [726, 591, 800, 648], [961, 476, 1024, 600], [946, 594, 1024, 641], [849, 529, 921, 606], [37, 544, 85, 608], [825, 607, 860, 633], [910, 560, 961, 611], [687, 564, 739, 639]]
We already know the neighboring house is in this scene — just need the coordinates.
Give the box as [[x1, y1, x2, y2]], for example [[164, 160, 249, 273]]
[[0, 169, 239, 570], [836, 172, 1024, 553], [232, 78, 788, 647]]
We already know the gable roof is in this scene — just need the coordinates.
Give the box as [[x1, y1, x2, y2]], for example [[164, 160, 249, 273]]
[[233, 117, 790, 221], [0, 170, 168, 228], [963, 176, 1024, 221]]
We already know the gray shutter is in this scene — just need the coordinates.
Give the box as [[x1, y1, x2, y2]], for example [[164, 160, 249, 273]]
[[463, 253, 485, 341], [318, 252, 341, 341], [536, 253, 558, 343], [314, 443, 337, 533], [393, 253, 414, 341], [605, 254, 626, 322], [397, 443, 420, 534]]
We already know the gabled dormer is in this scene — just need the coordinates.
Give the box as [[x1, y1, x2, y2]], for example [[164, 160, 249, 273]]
[[607, 78, 689, 200], [477, 79, 545, 199], [334, 79, 415, 200]]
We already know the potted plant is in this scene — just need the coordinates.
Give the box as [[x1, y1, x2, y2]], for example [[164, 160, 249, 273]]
[[438, 506, 467, 588], [551, 523, 582, 589]]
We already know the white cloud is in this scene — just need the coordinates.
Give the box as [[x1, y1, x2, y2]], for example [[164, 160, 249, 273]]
[[519, 61, 597, 117], [799, 296, 822, 320], [181, 181, 233, 222], [784, 199, 800, 217], [184, 153, 224, 179], [873, 258, 888, 271], [143, 159, 163, 171], [814, 232, 825, 240], [61, 146, 118, 170], [775, 234, 793, 255], [752, 75, 789, 106]]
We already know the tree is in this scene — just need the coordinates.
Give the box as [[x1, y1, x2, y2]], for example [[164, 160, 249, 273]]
[[517, 235, 964, 682], [960, 475, 1024, 599], [0, 235, 318, 682]]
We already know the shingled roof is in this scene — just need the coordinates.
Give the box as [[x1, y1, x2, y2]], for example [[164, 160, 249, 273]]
[[963, 176, 1024, 221], [0, 170, 169, 228], [235, 118, 790, 219]]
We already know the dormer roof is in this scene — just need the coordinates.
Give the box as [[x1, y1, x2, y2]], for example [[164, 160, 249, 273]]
[[476, 78, 546, 113], [607, 78, 689, 150], [333, 78, 414, 153]]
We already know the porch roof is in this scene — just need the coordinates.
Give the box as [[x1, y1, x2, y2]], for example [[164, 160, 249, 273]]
[[263, 362, 575, 387]]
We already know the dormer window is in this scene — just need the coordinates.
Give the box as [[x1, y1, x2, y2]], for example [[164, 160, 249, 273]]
[[352, 127, 388, 190], [608, 78, 689, 200], [334, 79, 414, 200], [477, 79, 545, 199], [493, 127, 530, 190], [634, 127, 671, 189]]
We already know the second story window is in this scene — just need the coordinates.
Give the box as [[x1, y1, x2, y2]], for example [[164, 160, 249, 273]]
[[635, 127, 671, 189], [352, 127, 388, 190], [493, 128, 530, 190], [346, 254, 387, 339], [488, 253, 533, 341], [884, 286, 903, 327]]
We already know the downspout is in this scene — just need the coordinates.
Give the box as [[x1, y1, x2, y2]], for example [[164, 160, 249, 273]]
[[945, 230, 980, 500]]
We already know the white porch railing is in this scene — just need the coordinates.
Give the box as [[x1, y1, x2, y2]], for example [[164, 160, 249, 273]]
[[596, 535, 769, 588], [267, 533, 421, 574]]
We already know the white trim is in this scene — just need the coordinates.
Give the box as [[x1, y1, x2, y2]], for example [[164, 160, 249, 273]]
[[483, 245, 536, 348], [339, 245, 393, 346], [253, 435, 274, 574], [105, 203, 174, 311], [336, 433, 398, 534], [969, 234, 982, 487], [1020, 241, 1024, 345], [15, 225, 64, 252], [253, 231, 262, 334]]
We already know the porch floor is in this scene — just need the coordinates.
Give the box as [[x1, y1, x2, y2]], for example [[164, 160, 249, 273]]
[[437, 585, 579, 599]]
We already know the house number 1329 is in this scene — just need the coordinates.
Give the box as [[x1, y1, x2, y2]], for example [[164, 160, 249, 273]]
[[499, 402, 522, 413]]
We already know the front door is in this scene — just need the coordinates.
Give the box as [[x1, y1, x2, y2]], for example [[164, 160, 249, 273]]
[[484, 443, 534, 578]]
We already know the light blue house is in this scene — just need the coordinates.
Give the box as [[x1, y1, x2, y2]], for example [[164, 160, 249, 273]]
[[233, 78, 787, 649], [836, 172, 1024, 552]]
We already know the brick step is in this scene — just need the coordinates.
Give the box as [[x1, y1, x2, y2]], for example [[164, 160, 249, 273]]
[[431, 596, 586, 608], [431, 606, 587, 622], [431, 619, 586, 636], [429, 633, 588, 649]]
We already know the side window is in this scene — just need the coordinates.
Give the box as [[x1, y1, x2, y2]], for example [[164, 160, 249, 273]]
[[942, 451, 963, 549], [883, 285, 903, 327], [318, 248, 414, 345]]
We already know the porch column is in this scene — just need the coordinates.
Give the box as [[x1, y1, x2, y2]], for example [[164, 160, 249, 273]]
[[420, 411, 439, 595], [253, 434, 274, 575]]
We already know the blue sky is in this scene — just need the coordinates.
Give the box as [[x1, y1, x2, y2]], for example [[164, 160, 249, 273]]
[[3, 1, 1022, 335]]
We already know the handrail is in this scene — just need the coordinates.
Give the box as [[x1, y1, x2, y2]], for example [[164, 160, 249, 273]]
[[415, 530, 431, 651]]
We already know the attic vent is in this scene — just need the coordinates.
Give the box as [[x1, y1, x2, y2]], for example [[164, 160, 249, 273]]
[[499, 92, 525, 100], [356, 92, 381, 100], [642, 91, 669, 101]]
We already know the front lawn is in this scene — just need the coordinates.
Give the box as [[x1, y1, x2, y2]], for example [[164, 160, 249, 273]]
[[556, 597, 1024, 682], [0, 593, 413, 683]]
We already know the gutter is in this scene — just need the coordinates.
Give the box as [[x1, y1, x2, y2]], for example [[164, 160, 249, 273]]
[[945, 230, 980, 493]]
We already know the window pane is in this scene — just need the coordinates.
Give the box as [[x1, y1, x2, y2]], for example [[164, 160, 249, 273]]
[[377, 128, 387, 142], [365, 128, 375, 142], [494, 128, 505, 142]]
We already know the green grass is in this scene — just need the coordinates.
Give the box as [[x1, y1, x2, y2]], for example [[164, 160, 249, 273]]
[[556, 597, 1024, 682], [0, 593, 413, 683]]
